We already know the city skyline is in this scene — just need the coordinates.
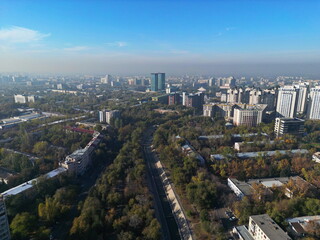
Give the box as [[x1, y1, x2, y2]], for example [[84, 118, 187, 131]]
[[0, 0, 320, 75]]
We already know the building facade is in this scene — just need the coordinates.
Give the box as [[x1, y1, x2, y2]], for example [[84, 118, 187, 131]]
[[249, 89, 262, 105], [233, 104, 266, 127], [99, 110, 120, 124], [0, 196, 10, 240], [61, 132, 102, 175], [276, 86, 298, 118], [307, 86, 320, 120], [151, 73, 165, 91], [249, 214, 291, 240], [274, 117, 305, 137], [294, 82, 309, 114], [261, 89, 276, 111]]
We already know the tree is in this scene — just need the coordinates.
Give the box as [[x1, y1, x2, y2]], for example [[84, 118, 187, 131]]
[[10, 212, 37, 239], [33, 141, 49, 157], [38, 197, 62, 223], [142, 219, 161, 240]]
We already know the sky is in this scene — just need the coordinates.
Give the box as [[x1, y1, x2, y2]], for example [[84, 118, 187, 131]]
[[0, 0, 320, 76]]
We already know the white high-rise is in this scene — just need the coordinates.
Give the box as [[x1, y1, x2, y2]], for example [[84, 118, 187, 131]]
[[276, 86, 298, 118], [294, 82, 309, 114], [249, 89, 262, 104], [307, 86, 320, 120]]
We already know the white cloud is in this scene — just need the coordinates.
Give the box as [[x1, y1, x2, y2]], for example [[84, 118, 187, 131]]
[[0, 26, 50, 43], [106, 41, 128, 47], [63, 46, 89, 51]]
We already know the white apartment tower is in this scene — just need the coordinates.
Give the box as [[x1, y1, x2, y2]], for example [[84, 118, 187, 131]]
[[249, 89, 262, 105], [276, 86, 298, 118], [294, 82, 309, 114], [227, 88, 243, 103], [307, 86, 320, 120]]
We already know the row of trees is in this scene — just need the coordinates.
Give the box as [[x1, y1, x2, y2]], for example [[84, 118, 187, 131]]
[[69, 107, 162, 239]]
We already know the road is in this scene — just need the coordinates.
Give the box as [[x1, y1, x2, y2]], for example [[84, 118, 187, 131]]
[[143, 127, 178, 240], [143, 127, 194, 240]]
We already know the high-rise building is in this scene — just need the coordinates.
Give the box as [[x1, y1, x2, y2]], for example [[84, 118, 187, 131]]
[[99, 110, 120, 124], [14, 94, 36, 104], [184, 92, 204, 109], [0, 196, 10, 240], [151, 73, 165, 91], [261, 89, 276, 111], [307, 86, 320, 120], [99, 110, 106, 123], [216, 76, 236, 88], [203, 103, 236, 119], [294, 82, 309, 114], [276, 86, 298, 118], [101, 74, 112, 84], [233, 104, 267, 127], [227, 88, 244, 103], [274, 117, 305, 137], [105, 110, 120, 124], [168, 93, 181, 105], [249, 89, 262, 105]]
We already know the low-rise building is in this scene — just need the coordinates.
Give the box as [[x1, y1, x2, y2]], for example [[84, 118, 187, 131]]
[[228, 176, 309, 200], [181, 142, 205, 166], [248, 214, 291, 240], [60, 132, 102, 175], [152, 95, 169, 104], [211, 149, 308, 161], [274, 118, 305, 137], [234, 141, 276, 151], [287, 215, 320, 237]]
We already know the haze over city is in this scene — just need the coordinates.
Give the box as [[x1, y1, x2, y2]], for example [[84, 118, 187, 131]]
[[0, 0, 320, 75]]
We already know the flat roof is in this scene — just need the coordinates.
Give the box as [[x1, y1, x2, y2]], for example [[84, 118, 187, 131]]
[[250, 214, 291, 240], [229, 177, 299, 197], [1, 167, 67, 199], [211, 149, 308, 160], [229, 178, 254, 196], [234, 225, 254, 240]]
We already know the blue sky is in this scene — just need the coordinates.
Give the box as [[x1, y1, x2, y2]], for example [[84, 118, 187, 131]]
[[0, 0, 319, 75]]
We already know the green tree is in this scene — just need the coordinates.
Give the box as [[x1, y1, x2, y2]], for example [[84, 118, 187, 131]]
[[10, 212, 37, 240]]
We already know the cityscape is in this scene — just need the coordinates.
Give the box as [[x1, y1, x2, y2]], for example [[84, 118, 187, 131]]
[[1, 1, 320, 240]]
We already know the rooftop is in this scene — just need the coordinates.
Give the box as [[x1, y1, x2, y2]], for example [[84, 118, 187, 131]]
[[211, 149, 308, 160], [287, 215, 320, 234], [234, 225, 254, 240], [250, 214, 291, 240], [1, 167, 67, 199]]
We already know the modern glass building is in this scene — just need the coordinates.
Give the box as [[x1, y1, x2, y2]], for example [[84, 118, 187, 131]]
[[151, 73, 165, 91]]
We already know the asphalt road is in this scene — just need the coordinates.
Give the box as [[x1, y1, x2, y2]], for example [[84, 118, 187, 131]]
[[142, 127, 180, 240]]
